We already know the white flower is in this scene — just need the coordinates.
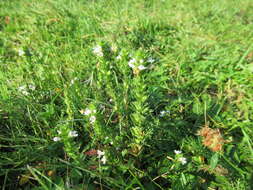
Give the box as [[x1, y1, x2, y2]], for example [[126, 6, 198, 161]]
[[159, 111, 166, 117], [70, 77, 78, 85], [90, 116, 96, 123], [84, 108, 92, 115], [92, 45, 103, 57], [68, 130, 78, 137], [18, 49, 25, 56], [128, 63, 135, 69], [22, 91, 29, 96], [138, 65, 147, 70], [18, 85, 26, 91], [99, 104, 105, 110], [101, 156, 107, 164], [53, 137, 61, 142], [28, 84, 35, 91], [174, 150, 182, 154], [97, 150, 107, 164], [97, 150, 105, 158], [129, 58, 136, 64], [178, 157, 187, 165], [140, 59, 144, 63], [147, 57, 155, 63], [81, 108, 96, 116], [18, 85, 29, 95], [159, 110, 169, 117], [80, 108, 92, 115]]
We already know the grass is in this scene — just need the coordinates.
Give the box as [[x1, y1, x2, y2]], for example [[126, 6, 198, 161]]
[[0, 0, 253, 189]]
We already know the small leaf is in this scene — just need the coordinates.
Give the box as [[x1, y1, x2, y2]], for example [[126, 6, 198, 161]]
[[245, 64, 253, 72], [19, 173, 31, 186], [210, 153, 219, 170]]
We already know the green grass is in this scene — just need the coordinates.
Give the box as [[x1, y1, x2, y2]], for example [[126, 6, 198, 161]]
[[0, 0, 253, 189]]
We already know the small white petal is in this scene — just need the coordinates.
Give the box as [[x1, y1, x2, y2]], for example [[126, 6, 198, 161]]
[[159, 110, 169, 117], [53, 137, 61, 142], [128, 62, 135, 69], [97, 150, 105, 158], [159, 111, 166, 117], [99, 104, 105, 109], [138, 65, 147, 70], [129, 58, 136, 64], [93, 45, 103, 57], [18, 85, 26, 91], [101, 156, 107, 164], [147, 57, 155, 63], [18, 85, 30, 95], [22, 90, 29, 96], [28, 84, 35, 91], [174, 150, 182, 154], [18, 49, 25, 56], [82, 108, 92, 115], [70, 80, 75, 85], [90, 116, 96, 123], [178, 157, 187, 165], [68, 130, 78, 137]]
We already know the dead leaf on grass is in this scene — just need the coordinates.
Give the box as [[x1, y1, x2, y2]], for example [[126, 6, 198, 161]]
[[197, 125, 225, 152]]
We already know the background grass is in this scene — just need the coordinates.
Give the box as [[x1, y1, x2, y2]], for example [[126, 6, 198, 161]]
[[0, 0, 253, 189]]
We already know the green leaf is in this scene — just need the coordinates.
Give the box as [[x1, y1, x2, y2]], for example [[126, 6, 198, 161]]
[[210, 153, 219, 170]]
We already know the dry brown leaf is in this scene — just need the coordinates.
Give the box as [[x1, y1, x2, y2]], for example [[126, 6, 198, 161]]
[[84, 149, 98, 156], [199, 164, 228, 176], [197, 125, 224, 152], [5, 16, 10, 24]]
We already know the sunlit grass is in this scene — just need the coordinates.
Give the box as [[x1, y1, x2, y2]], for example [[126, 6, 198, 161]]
[[0, 0, 253, 189]]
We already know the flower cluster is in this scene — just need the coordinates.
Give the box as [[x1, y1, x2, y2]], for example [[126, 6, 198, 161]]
[[128, 58, 147, 71], [18, 49, 25, 56], [80, 108, 96, 124], [18, 84, 36, 96], [92, 45, 103, 57], [159, 110, 170, 117], [97, 150, 107, 164], [53, 137, 61, 142], [85, 149, 107, 165], [147, 57, 155, 63], [53, 130, 78, 142], [68, 130, 78, 137], [70, 77, 78, 85], [174, 150, 187, 165]]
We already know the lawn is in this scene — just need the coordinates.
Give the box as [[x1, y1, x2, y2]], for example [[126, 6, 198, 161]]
[[0, 0, 253, 189]]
